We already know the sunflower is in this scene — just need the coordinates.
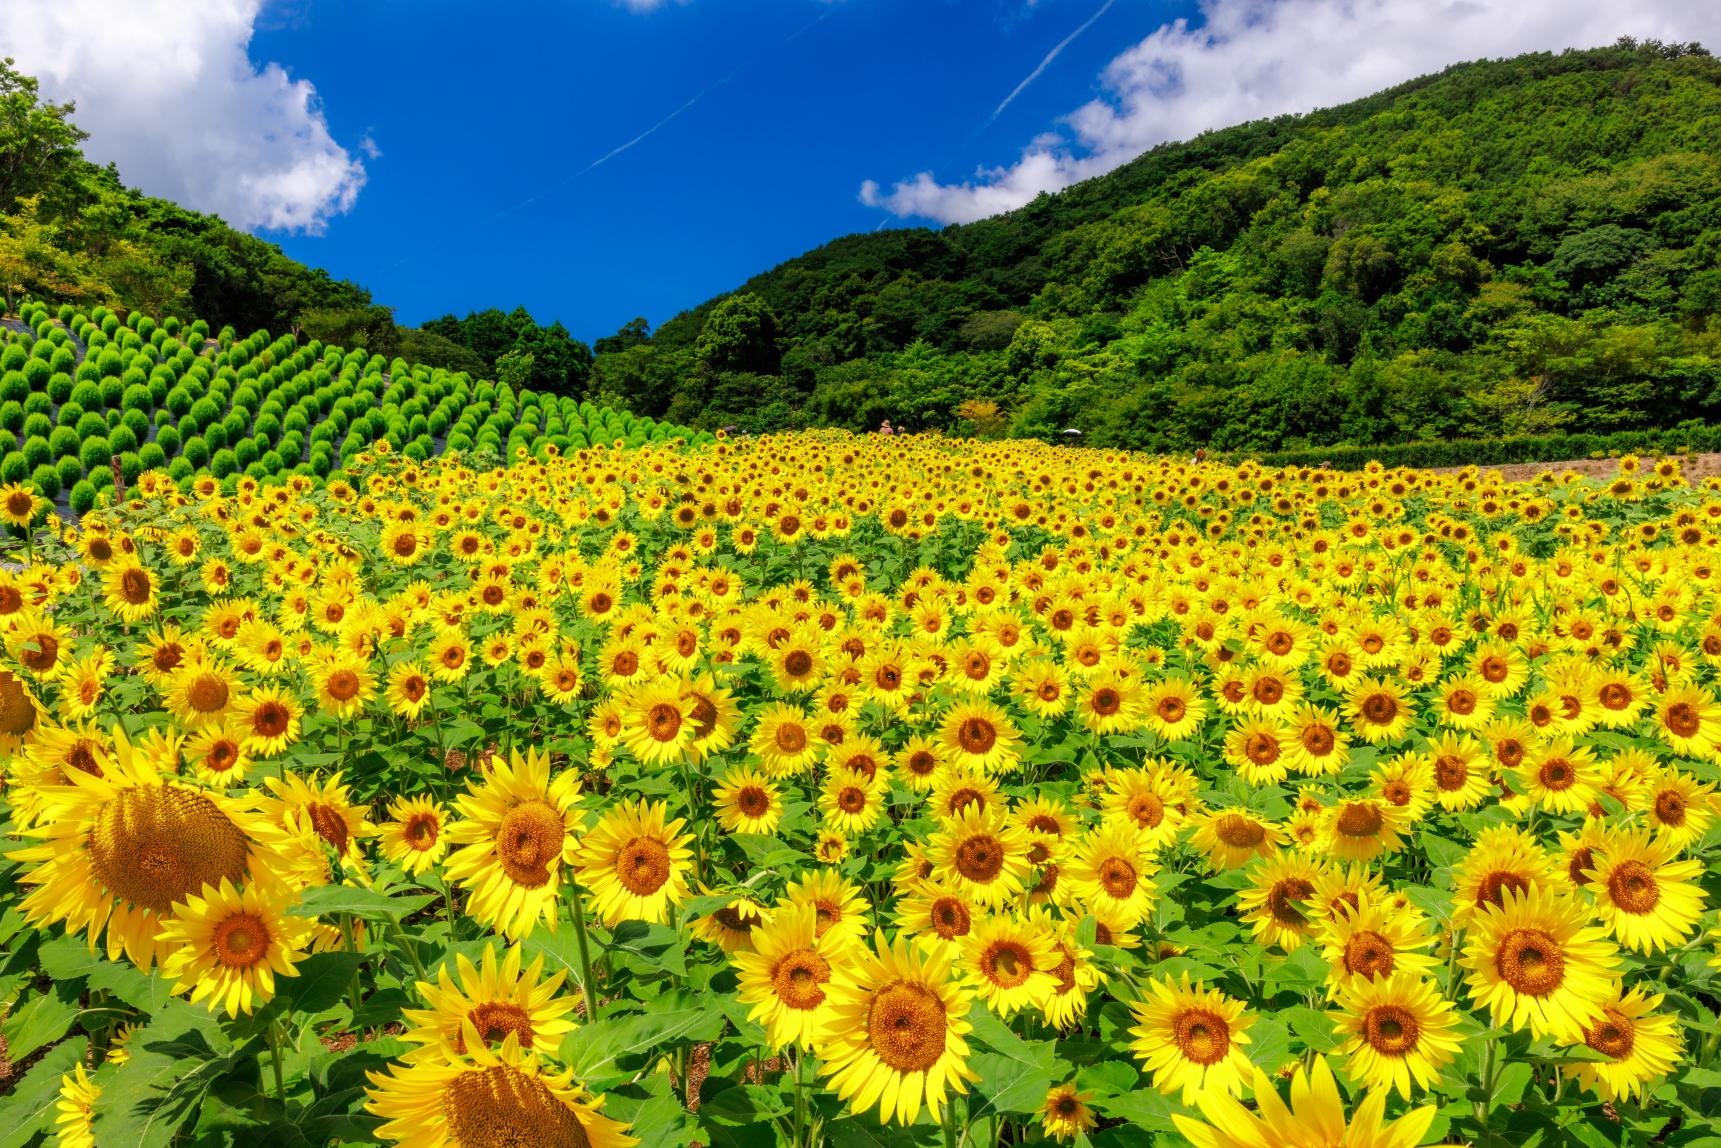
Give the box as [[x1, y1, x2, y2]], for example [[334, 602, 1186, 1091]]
[[54, 1062, 99, 1148], [1171, 1056, 1435, 1148], [428, 630, 473, 683], [1190, 807, 1284, 870], [750, 702, 819, 775], [1038, 1082, 1096, 1144], [818, 929, 979, 1126], [1582, 828, 1707, 953], [444, 748, 583, 939], [0, 481, 43, 527], [1642, 768, 1716, 849], [928, 766, 1002, 821], [158, 877, 315, 1016], [679, 673, 740, 763], [1127, 974, 1254, 1103], [1224, 715, 1290, 786], [574, 797, 694, 927], [930, 803, 1033, 909], [385, 660, 434, 719], [782, 869, 872, 949], [895, 880, 976, 955], [1651, 681, 1721, 757], [690, 891, 772, 953], [1330, 972, 1462, 1098], [711, 765, 783, 835], [1460, 884, 1622, 1041], [1016, 658, 1071, 719], [1451, 824, 1559, 928], [1318, 898, 1440, 990], [1426, 731, 1492, 810], [185, 718, 252, 785], [1316, 796, 1408, 864], [234, 684, 302, 758], [9, 725, 276, 970], [1514, 736, 1599, 815], [400, 941, 577, 1061], [1237, 854, 1322, 952], [379, 795, 450, 876], [1076, 671, 1144, 735], [940, 699, 1022, 774], [102, 560, 160, 623], [1142, 676, 1206, 740], [252, 770, 376, 877], [1345, 676, 1414, 744], [956, 913, 1059, 1018], [0, 665, 43, 752], [820, 768, 884, 836], [1561, 986, 1684, 1102], [6, 609, 66, 683], [618, 679, 696, 765], [732, 903, 849, 1050], [1065, 821, 1159, 928], [365, 1032, 637, 1148], [311, 652, 378, 717], [894, 734, 945, 792], [1283, 702, 1350, 775]]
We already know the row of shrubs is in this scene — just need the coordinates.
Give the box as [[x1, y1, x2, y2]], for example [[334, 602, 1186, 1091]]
[[1, 300, 708, 515], [1238, 426, 1721, 472]]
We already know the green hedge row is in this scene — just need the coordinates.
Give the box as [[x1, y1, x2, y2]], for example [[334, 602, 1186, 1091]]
[[1240, 427, 1721, 472]]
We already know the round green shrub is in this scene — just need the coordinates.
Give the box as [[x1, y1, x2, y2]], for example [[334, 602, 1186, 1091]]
[[21, 413, 51, 440], [23, 391, 50, 418], [155, 425, 181, 457], [107, 424, 138, 455], [75, 412, 107, 440], [234, 437, 259, 468], [167, 457, 194, 483], [0, 344, 25, 373], [204, 423, 228, 451], [48, 426, 78, 458], [0, 450, 27, 484], [98, 375, 124, 407], [46, 372, 72, 403], [70, 479, 96, 516], [210, 448, 238, 478], [78, 437, 112, 473], [30, 462, 59, 499], [0, 401, 21, 434], [122, 408, 151, 442], [55, 455, 82, 489]]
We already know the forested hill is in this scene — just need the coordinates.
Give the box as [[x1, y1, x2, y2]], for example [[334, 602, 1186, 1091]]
[[586, 40, 1721, 451]]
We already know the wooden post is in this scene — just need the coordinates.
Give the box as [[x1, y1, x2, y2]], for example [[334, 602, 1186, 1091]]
[[110, 455, 126, 504]]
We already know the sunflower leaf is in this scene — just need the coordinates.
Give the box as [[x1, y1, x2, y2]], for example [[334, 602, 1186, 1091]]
[[295, 884, 437, 921], [1, 980, 82, 1061], [0, 1035, 88, 1148]]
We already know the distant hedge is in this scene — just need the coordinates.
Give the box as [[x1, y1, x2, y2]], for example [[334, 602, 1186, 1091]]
[[1240, 427, 1721, 472]]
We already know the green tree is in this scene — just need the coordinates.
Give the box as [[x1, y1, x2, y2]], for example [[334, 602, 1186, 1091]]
[[0, 57, 87, 207], [695, 294, 781, 376]]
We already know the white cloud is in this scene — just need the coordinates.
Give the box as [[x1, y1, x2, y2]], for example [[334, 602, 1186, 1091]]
[[0, 0, 365, 233], [862, 0, 1721, 225]]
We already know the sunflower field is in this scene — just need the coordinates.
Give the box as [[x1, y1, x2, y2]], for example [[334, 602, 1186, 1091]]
[[0, 433, 1717, 1148]]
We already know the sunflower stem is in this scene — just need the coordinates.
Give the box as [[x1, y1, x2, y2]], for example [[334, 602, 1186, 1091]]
[[791, 1047, 807, 1148], [569, 885, 599, 1022], [1474, 1033, 1496, 1128], [267, 1017, 287, 1103], [384, 913, 427, 982], [941, 1098, 958, 1148], [340, 915, 364, 1015]]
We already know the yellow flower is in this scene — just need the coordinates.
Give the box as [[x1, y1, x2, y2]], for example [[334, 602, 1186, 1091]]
[[54, 1062, 99, 1148], [102, 560, 160, 622], [1065, 820, 1159, 928], [399, 941, 577, 1061], [1127, 974, 1254, 1103], [817, 929, 978, 1125], [732, 903, 846, 1050], [1331, 972, 1463, 1098], [1562, 986, 1685, 1102], [1038, 1082, 1096, 1144], [1583, 827, 1707, 953], [1237, 854, 1322, 952], [364, 1031, 637, 1148], [158, 877, 314, 1016], [573, 797, 694, 927], [956, 912, 1059, 1018], [930, 803, 1033, 909], [444, 748, 582, 939], [1460, 884, 1622, 1041], [939, 699, 1022, 774], [8, 725, 276, 970], [1190, 808, 1283, 870], [711, 765, 783, 835], [379, 795, 450, 876], [1172, 1056, 1435, 1148]]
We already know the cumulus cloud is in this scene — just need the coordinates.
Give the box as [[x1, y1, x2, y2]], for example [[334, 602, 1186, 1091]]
[[862, 0, 1721, 225], [0, 0, 365, 233]]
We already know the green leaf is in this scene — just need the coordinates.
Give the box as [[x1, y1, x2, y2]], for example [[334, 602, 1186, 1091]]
[[90, 1000, 249, 1148], [559, 989, 728, 1090], [1263, 945, 1329, 997], [968, 1047, 1064, 1116], [1091, 1087, 1179, 1132], [1, 981, 82, 1061], [35, 932, 106, 980], [699, 1081, 790, 1126], [0, 1035, 89, 1148], [87, 959, 176, 1014], [1489, 1061, 1534, 1108], [296, 884, 437, 921], [275, 951, 365, 1014]]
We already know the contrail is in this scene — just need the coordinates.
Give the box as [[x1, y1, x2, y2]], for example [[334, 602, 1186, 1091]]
[[988, 0, 1117, 126], [577, 67, 742, 176]]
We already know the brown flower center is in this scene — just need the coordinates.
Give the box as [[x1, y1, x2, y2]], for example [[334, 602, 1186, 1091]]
[[443, 1063, 594, 1148], [866, 981, 947, 1072], [1606, 859, 1660, 915], [495, 800, 565, 888], [1172, 1008, 1230, 1065], [1495, 927, 1566, 996]]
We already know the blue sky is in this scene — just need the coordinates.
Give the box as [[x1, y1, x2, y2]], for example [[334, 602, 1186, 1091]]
[[256, 0, 1180, 339], [9, 0, 1715, 346]]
